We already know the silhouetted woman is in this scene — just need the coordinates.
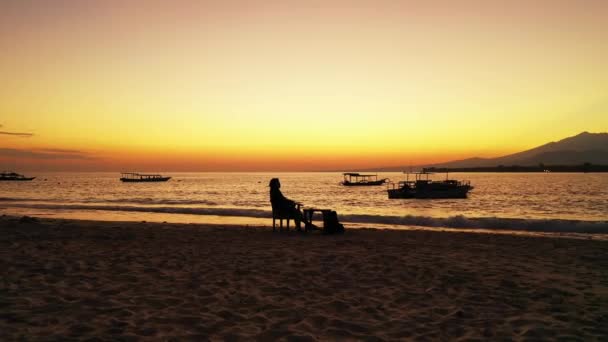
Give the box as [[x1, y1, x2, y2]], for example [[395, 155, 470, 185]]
[[269, 178, 304, 229]]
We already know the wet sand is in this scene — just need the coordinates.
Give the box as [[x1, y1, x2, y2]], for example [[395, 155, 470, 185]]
[[2, 215, 608, 340]]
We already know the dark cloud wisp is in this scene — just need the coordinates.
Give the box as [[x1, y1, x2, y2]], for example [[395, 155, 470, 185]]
[[0, 123, 34, 137], [0, 131, 34, 137], [0, 148, 96, 160]]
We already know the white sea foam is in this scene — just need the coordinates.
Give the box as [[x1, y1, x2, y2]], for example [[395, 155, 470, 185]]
[[0, 197, 218, 206], [339, 214, 608, 233], [2, 202, 607, 233]]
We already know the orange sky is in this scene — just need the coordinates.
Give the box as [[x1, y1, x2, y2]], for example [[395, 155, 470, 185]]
[[1, 0, 607, 171]]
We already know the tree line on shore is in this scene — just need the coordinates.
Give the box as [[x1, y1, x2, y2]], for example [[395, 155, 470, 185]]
[[424, 163, 607, 173]]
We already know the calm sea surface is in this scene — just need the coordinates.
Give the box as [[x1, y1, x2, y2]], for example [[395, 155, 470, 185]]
[[1, 172, 607, 233]]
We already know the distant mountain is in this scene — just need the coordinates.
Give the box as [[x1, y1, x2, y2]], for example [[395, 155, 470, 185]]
[[369, 132, 608, 171]]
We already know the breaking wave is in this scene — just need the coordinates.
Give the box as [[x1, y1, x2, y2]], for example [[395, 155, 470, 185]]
[[0, 197, 218, 206], [1, 202, 607, 233], [0, 203, 268, 219], [339, 214, 608, 233]]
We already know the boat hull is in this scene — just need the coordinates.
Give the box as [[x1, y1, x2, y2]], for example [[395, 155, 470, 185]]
[[388, 186, 472, 199], [120, 177, 171, 182], [342, 179, 387, 186], [0, 177, 35, 181]]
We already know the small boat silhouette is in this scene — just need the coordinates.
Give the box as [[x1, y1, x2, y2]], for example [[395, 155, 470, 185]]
[[341, 173, 388, 186], [387, 172, 473, 199], [0, 171, 35, 181], [120, 172, 171, 182]]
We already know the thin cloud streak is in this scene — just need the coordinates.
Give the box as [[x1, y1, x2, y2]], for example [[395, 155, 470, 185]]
[[0, 123, 34, 137], [0, 131, 34, 137], [0, 148, 97, 160], [36, 148, 85, 154]]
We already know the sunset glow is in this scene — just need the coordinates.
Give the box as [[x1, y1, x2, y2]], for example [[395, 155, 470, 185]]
[[1, 0, 607, 171]]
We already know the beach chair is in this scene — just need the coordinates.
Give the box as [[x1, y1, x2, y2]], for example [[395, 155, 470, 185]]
[[271, 201, 302, 232]]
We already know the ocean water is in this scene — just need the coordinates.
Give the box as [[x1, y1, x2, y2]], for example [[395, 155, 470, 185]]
[[1, 172, 607, 233]]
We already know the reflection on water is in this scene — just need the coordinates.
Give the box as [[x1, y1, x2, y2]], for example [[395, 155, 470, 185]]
[[1, 172, 607, 231]]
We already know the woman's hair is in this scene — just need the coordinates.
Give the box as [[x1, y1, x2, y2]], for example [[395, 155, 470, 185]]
[[269, 178, 281, 188]]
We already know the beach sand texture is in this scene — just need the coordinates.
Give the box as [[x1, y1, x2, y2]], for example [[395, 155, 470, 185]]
[[2, 216, 608, 341]]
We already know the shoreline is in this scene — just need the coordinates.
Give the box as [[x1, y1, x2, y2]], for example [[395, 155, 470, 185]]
[[2, 215, 608, 340], [2, 209, 608, 241]]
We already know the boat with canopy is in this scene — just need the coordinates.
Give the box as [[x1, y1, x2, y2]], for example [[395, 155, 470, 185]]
[[120, 173, 171, 182], [341, 173, 388, 186]]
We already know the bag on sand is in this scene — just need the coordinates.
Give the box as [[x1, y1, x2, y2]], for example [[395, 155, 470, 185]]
[[323, 211, 344, 234]]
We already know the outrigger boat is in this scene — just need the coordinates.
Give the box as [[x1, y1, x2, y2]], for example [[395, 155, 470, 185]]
[[0, 171, 35, 181], [120, 172, 171, 182], [387, 171, 472, 199], [341, 173, 388, 186]]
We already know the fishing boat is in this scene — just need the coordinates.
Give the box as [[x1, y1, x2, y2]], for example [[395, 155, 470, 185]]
[[341, 173, 388, 186], [387, 171, 472, 199], [0, 171, 35, 181], [120, 173, 171, 182]]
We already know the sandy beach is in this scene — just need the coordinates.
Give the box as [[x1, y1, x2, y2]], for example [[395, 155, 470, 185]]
[[2, 215, 607, 341]]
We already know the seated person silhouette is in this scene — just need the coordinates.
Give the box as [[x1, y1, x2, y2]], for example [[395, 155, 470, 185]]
[[269, 178, 312, 231]]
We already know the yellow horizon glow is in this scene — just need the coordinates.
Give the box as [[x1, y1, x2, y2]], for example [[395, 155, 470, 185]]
[[1, 1, 607, 171]]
